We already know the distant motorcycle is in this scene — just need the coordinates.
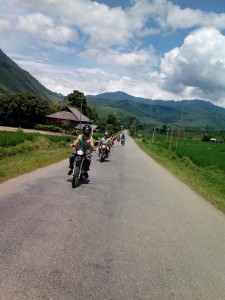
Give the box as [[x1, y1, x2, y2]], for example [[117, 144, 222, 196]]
[[71, 147, 87, 188], [121, 138, 125, 146], [117, 137, 120, 142], [99, 144, 108, 162]]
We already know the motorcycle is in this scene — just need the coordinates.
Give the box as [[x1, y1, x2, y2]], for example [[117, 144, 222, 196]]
[[71, 147, 87, 188], [117, 137, 120, 142], [99, 144, 108, 162], [121, 138, 125, 146]]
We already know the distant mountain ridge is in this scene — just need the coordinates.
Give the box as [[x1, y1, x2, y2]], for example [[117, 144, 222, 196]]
[[0, 49, 63, 102], [87, 91, 225, 130], [1, 48, 225, 129]]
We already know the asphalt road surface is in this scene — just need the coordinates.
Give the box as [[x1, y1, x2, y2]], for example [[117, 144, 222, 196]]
[[0, 134, 225, 300]]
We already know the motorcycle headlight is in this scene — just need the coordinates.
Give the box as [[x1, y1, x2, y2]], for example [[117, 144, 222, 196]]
[[77, 150, 84, 155]]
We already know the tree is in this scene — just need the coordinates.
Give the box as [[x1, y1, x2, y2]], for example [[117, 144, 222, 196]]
[[95, 117, 107, 133], [127, 116, 137, 127], [67, 90, 100, 122], [161, 124, 167, 133], [129, 120, 137, 136], [68, 90, 88, 116], [0, 92, 48, 127], [106, 113, 122, 133], [87, 104, 99, 122]]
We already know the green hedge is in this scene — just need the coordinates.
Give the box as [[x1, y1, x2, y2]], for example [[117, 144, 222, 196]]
[[35, 124, 63, 133]]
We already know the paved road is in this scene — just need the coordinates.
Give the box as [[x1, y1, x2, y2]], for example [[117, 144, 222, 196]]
[[0, 134, 225, 300]]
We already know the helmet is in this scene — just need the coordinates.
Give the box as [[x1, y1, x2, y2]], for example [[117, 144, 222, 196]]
[[82, 124, 92, 136], [104, 131, 109, 137]]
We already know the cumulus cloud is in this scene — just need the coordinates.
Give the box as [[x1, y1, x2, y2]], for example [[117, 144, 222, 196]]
[[10, 0, 132, 48], [130, 0, 225, 31], [7, 0, 225, 52], [3, 0, 225, 107], [166, 7, 225, 30], [17, 12, 78, 44], [160, 27, 225, 103]]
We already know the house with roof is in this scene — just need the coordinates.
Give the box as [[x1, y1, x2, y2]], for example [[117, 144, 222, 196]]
[[46, 106, 91, 129]]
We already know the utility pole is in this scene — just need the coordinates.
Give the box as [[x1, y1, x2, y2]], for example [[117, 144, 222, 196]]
[[175, 128, 181, 150], [79, 97, 83, 129], [152, 127, 156, 143], [166, 127, 169, 141], [169, 126, 174, 151], [175, 108, 184, 150]]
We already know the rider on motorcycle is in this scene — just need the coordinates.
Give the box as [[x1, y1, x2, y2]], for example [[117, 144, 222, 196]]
[[98, 131, 111, 158], [68, 124, 94, 178], [121, 132, 125, 145]]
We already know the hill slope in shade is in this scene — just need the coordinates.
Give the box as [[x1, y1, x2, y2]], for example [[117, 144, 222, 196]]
[[0, 49, 63, 103]]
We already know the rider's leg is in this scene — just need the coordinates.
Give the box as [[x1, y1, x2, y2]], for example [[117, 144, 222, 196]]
[[83, 154, 91, 178], [69, 153, 75, 169], [84, 154, 91, 171], [98, 146, 101, 157], [68, 153, 75, 175]]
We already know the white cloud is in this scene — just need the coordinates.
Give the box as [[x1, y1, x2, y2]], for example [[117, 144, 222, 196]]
[[7, 0, 225, 52], [10, 0, 132, 48], [2, 0, 225, 107], [130, 0, 225, 31], [160, 27, 225, 104], [13, 57, 120, 95], [17, 12, 78, 44], [80, 47, 158, 72], [0, 19, 11, 30], [166, 7, 225, 30]]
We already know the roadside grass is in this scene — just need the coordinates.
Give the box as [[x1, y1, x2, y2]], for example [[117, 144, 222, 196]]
[[134, 137, 225, 213], [0, 130, 36, 147], [0, 131, 72, 183]]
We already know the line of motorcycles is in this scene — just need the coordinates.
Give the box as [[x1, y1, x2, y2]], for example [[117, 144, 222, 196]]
[[70, 136, 125, 188]]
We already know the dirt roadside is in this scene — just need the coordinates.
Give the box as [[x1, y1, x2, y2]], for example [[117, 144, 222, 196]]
[[0, 126, 72, 136]]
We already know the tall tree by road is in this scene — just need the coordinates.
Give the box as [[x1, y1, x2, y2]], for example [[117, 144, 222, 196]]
[[68, 90, 88, 116], [67, 90, 99, 122]]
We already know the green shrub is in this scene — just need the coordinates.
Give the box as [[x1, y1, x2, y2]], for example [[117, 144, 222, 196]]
[[92, 132, 102, 140], [35, 124, 63, 133], [35, 138, 50, 150]]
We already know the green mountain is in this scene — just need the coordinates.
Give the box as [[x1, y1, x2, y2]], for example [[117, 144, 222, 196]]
[[87, 91, 225, 130], [0, 49, 64, 102]]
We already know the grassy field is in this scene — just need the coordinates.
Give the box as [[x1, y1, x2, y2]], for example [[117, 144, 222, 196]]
[[134, 130, 225, 213], [0, 130, 73, 183]]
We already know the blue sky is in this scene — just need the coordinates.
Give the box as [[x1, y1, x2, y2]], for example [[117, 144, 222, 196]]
[[1, 0, 225, 107]]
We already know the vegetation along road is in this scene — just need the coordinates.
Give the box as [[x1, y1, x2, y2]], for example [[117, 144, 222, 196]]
[[0, 134, 225, 299]]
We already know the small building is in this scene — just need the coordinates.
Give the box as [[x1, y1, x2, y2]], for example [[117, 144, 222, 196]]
[[46, 106, 91, 127]]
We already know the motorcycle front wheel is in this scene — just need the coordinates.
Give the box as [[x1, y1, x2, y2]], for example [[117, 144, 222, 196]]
[[72, 166, 80, 188], [100, 152, 104, 163]]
